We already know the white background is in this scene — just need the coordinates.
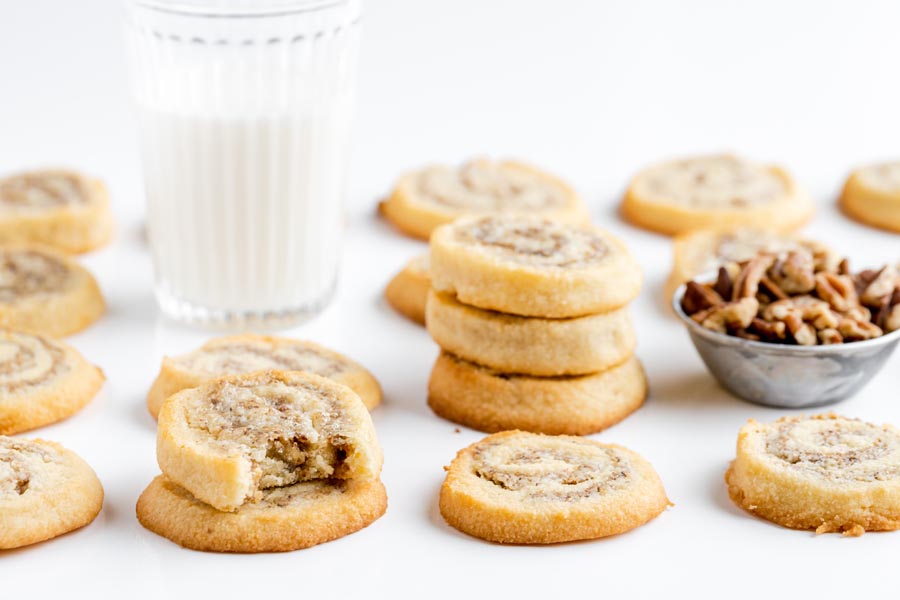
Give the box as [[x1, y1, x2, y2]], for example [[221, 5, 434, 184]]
[[2, 1, 900, 598]]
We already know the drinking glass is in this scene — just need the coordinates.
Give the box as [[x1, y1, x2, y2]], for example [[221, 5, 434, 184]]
[[124, 0, 361, 328]]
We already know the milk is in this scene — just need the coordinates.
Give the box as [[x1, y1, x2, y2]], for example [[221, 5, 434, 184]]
[[126, 0, 361, 326], [139, 110, 349, 315]]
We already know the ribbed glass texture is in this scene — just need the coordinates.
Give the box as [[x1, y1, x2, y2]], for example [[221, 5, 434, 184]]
[[125, 0, 360, 328]]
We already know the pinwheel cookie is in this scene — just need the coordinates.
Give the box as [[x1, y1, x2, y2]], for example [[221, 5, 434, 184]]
[[157, 370, 382, 512], [0, 244, 105, 337], [384, 253, 430, 325], [430, 215, 641, 318], [726, 414, 900, 535], [426, 290, 634, 376], [428, 352, 646, 435], [0, 169, 113, 253], [380, 158, 590, 240], [665, 227, 837, 303], [0, 329, 104, 435], [621, 154, 813, 236], [0, 436, 103, 549], [137, 475, 387, 553], [840, 162, 900, 232], [147, 334, 381, 419], [440, 431, 669, 544]]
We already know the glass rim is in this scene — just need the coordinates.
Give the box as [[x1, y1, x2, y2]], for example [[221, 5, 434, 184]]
[[127, 0, 350, 18]]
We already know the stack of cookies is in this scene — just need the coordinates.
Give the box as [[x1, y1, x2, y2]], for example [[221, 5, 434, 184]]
[[426, 215, 647, 435], [137, 370, 387, 553]]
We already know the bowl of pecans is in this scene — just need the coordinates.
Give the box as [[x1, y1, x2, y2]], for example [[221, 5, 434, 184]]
[[673, 249, 900, 408]]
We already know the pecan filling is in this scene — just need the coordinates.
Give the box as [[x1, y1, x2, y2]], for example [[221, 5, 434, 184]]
[[175, 342, 348, 379], [185, 377, 353, 497], [473, 438, 631, 502], [0, 438, 53, 496], [0, 250, 70, 302], [418, 161, 566, 211], [766, 417, 900, 482], [0, 332, 67, 391], [0, 172, 88, 212], [458, 216, 608, 268], [644, 156, 786, 208]]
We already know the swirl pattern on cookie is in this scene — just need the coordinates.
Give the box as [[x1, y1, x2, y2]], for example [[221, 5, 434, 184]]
[[0, 436, 103, 549], [430, 215, 641, 318], [622, 154, 813, 235], [136, 475, 387, 553], [726, 414, 900, 535], [379, 159, 589, 240], [473, 436, 631, 501], [0, 329, 104, 435], [456, 216, 608, 268], [147, 335, 381, 418], [0, 170, 113, 253], [0, 245, 105, 337], [0, 331, 65, 389], [0, 171, 90, 211], [157, 370, 382, 512], [440, 431, 669, 544], [840, 162, 900, 232]]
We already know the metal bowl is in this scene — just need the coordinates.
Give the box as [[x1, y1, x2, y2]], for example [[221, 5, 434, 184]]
[[672, 283, 900, 408]]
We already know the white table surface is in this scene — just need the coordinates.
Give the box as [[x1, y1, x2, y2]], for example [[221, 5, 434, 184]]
[[2, 1, 900, 598]]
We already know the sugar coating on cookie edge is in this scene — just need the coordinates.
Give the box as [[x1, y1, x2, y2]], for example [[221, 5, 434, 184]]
[[727, 414, 900, 535]]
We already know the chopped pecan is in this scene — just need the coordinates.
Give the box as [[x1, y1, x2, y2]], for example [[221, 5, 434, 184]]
[[692, 297, 759, 333], [748, 317, 786, 342], [854, 268, 882, 297], [858, 266, 900, 307], [837, 257, 850, 276], [837, 318, 882, 342], [681, 281, 723, 315], [713, 266, 733, 300], [769, 250, 816, 294], [733, 256, 775, 300], [817, 328, 843, 344], [815, 272, 859, 312], [886, 304, 900, 333], [733, 328, 761, 342], [790, 320, 817, 345], [759, 276, 789, 300]]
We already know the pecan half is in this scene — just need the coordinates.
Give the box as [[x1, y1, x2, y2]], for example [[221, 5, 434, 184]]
[[859, 266, 900, 307], [817, 328, 843, 344], [692, 297, 759, 333], [837, 318, 882, 342], [815, 272, 859, 313], [769, 251, 816, 294], [681, 281, 723, 315], [733, 256, 775, 300]]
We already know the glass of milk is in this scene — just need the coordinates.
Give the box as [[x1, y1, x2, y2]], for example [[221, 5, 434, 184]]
[[124, 0, 360, 328]]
